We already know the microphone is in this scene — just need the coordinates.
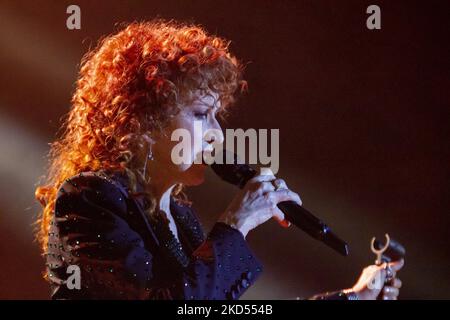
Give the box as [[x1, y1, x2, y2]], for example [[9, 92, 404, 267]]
[[210, 151, 349, 256]]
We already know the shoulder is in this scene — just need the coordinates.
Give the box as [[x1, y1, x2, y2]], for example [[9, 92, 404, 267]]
[[56, 171, 123, 196], [55, 171, 128, 217]]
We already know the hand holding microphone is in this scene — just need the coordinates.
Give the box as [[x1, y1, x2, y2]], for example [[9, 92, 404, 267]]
[[218, 168, 301, 238], [212, 151, 349, 256]]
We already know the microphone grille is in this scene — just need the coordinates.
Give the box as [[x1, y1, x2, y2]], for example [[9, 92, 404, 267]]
[[210, 151, 257, 188]]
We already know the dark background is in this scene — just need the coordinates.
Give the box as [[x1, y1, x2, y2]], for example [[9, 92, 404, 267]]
[[0, 0, 448, 299]]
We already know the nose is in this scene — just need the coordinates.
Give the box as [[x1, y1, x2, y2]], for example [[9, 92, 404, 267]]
[[205, 130, 224, 145], [204, 117, 224, 145]]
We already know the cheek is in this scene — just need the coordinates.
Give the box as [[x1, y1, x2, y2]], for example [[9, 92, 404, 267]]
[[178, 121, 204, 161], [164, 115, 206, 168], [189, 122, 205, 154]]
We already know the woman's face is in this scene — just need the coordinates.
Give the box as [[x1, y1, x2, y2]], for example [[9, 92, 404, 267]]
[[149, 90, 224, 186]]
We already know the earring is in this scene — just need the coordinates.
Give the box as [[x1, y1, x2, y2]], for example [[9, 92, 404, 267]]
[[142, 133, 155, 161], [142, 147, 153, 184]]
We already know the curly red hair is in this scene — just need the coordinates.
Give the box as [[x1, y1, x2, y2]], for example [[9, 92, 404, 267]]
[[35, 19, 247, 256]]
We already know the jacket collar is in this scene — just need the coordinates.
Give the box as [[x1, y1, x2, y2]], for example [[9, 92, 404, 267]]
[[97, 169, 205, 267]]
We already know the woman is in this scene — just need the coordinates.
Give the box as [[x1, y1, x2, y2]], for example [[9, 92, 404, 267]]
[[35, 20, 403, 300]]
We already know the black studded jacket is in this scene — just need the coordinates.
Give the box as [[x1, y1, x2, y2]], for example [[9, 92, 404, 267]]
[[46, 170, 264, 300]]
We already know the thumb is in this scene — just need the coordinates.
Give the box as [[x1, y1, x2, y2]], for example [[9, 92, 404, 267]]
[[389, 259, 405, 272], [273, 214, 291, 228], [271, 208, 288, 225]]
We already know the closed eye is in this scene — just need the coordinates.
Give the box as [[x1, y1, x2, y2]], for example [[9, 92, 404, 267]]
[[194, 112, 208, 120]]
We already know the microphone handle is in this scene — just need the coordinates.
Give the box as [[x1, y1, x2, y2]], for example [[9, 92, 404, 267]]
[[210, 158, 349, 256], [277, 201, 349, 256]]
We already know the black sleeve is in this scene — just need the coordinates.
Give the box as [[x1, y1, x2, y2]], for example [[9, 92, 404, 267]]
[[51, 173, 263, 300], [309, 291, 350, 300]]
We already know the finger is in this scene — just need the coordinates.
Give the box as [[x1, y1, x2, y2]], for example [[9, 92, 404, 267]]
[[385, 264, 397, 280], [249, 181, 276, 193], [265, 189, 302, 206], [383, 286, 399, 297], [271, 179, 303, 205], [389, 259, 405, 272], [246, 178, 276, 193], [270, 207, 286, 223], [247, 174, 276, 185], [273, 214, 291, 228], [273, 178, 288, 189], [392, 278, 402, 289], [259, 167, 275, 176], [261, 181, 276, 192], [382, 286, 399, 300]]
